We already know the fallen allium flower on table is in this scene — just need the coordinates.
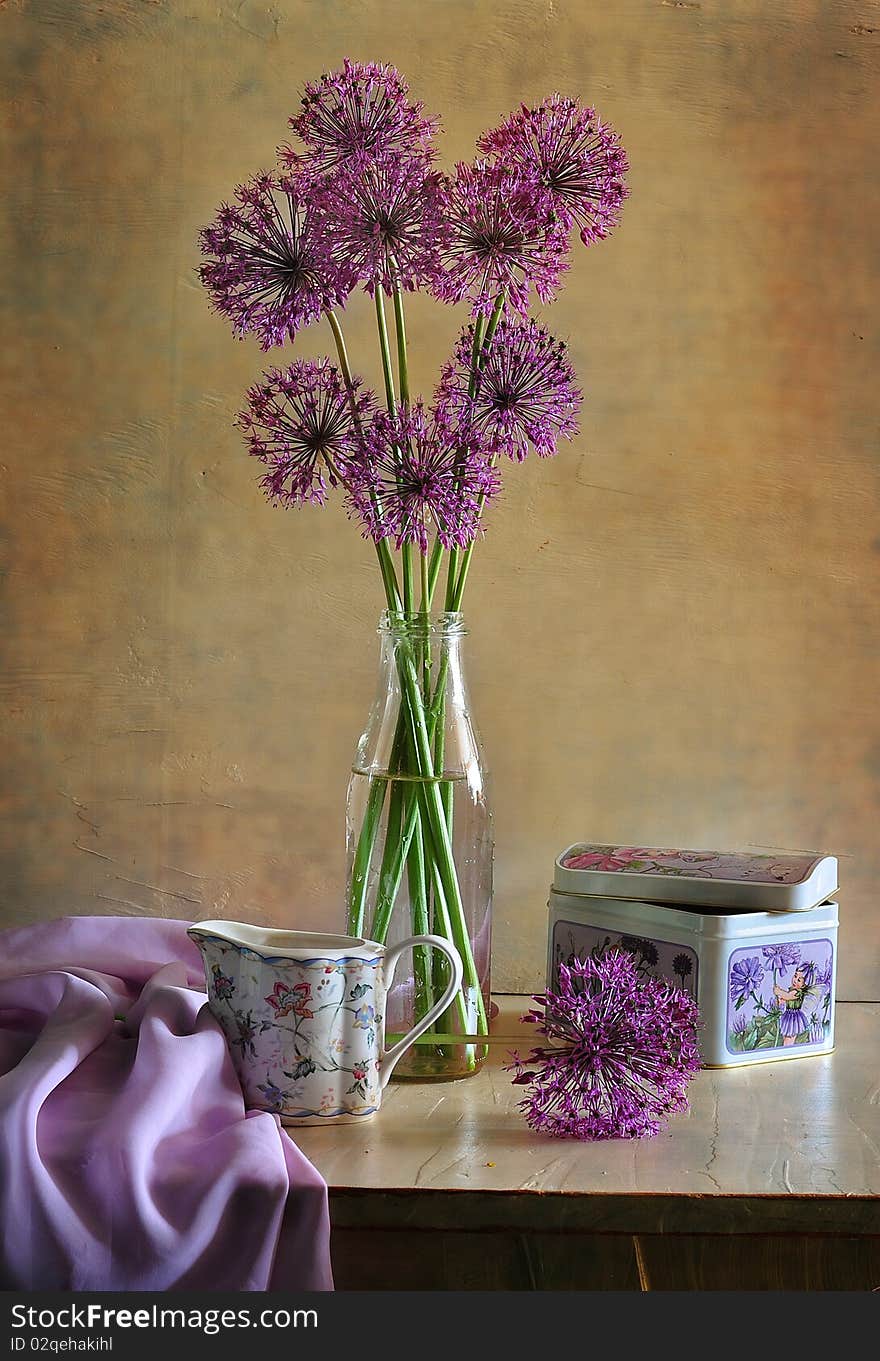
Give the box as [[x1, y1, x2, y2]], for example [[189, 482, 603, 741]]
[[507, 951, 701, 1139]]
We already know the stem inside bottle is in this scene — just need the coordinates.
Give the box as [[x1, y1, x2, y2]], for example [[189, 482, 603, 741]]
[[345, 613, 492, 1079]]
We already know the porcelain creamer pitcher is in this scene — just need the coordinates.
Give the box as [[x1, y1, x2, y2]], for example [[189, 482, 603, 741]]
[[188, 921, 463, 1124]]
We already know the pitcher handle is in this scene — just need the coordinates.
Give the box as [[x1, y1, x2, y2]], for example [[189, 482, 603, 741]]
[[378, 934, 464, 1088]]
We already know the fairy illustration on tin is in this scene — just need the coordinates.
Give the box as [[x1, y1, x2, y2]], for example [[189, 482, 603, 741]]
[[773, 959, 818, 1046]]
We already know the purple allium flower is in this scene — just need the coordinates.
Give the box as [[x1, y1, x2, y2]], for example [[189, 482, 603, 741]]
[[506, 952, 701, 1140], [236, 359, 373, 507], [762, 943, 801, 971], [346, 404, 500, 552], [729, 956, 765, 1003], [435, 318, 581, 462], [317, 155, 448, 295], [478, 94, 629, 247], [435, 161, 569, 316], [198, 172, 351, 349], [286, 59, 439, 173]]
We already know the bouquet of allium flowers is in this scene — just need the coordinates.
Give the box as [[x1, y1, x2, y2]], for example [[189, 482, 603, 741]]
[[199, 61, 628, 1080]]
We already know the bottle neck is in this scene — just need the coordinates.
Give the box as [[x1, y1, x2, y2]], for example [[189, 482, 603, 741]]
[[378, 609, 467, 643]]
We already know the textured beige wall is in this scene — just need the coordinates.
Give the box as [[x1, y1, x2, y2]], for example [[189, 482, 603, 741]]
[[2, 0, 878, 997]]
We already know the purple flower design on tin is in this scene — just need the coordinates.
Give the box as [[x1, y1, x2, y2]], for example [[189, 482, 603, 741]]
[[817, 959, 833, 994], [761, 943, 801, 971], [729, 956, 764, 1003]]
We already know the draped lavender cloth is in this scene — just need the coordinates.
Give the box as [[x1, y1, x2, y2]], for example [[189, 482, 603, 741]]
[[0, 916, 334, 1291]]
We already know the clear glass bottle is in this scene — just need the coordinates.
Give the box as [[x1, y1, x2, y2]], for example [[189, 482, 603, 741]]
[[345, 611, 492, 1079]]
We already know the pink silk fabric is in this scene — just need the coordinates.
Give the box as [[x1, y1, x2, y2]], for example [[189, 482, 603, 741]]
[[0, 916, 333, 1291]]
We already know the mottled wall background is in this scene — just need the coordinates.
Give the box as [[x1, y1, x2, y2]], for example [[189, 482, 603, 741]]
[[2, 0, 878, 997]]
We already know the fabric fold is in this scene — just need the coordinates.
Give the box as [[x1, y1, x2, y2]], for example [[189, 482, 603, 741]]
[[0, 916, 333, 1291]]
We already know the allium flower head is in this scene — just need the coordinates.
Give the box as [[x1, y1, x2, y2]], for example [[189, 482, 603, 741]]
[[346, 404, 500, 552], [436, 161, 569, 316], [479, 94, 629, 246], [507, 952, 701, 1140], [237, 358, 373, 507], [437, 317, 580, 461], [286, 59, 439, 173], [198, 172, 351, 349], [317, 154, 448, 295]]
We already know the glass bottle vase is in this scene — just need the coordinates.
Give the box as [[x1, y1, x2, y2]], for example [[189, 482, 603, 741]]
[[345, 611, 492, 1079]]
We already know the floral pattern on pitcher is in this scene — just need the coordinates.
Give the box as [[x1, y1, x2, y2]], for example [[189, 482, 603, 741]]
[[726, 939, 833, 1055], [203, 940, 385, 1119]]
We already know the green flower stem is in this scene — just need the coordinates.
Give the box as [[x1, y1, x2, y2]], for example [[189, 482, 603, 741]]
[[364, 667, 450, 948], [331, 300, 484, 1044], [390, 284, 417, 619], [372, 632, 483, 1032], [374, 288, 415, 617], [329, 301, 404, 939], [419, 835, 472, 1039], [448, 455, 499, 610], [431, 695, 453, 1015], [398, 648, 487, 1035], [417, 790, 479, 1057], [445, 312, 488, 603], [346, 780, 385, 939], [448, 292, 507, 610], [325, 308, 401, 614], [404, 783, 434, 1022], [392, 283, 410, 406], [374, 289, 397, 417], [419, 550, 430, 616], [427, 537, 444, 603], [367, 782, 417, 942], [366, 774, 404, 943]]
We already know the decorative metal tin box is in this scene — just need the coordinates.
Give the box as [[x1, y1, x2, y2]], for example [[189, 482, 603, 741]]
[[547, 845, 839, 1068]]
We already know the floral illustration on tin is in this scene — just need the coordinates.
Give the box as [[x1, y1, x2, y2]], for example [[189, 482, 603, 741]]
[[561, 844, 824, 884], [552, 920, 698, 998], [726, 938, 833, 1055]]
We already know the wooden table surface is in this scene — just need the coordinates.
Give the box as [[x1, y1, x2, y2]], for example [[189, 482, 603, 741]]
[[295, 997, 880, 1289]]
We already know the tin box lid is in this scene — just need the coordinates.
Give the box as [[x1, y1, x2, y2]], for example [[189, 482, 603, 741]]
[[553, 844, 838, 912]]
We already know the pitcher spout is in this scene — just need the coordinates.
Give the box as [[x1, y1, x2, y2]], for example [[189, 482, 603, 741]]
[[186, 921, 374, 961]]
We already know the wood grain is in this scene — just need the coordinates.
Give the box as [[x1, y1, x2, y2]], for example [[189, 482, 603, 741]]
[[295, 999, 880, 1211], [1, 1, 878, 999], [309, 999, 880, 1289]]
